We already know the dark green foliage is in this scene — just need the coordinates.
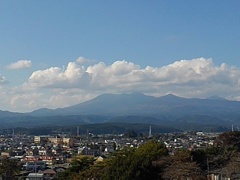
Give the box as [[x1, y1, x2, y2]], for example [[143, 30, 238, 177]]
[[65, 142, 168, 180], [77, 161, 108, 179], [0, 157, 20, 180], [191, 149, 208, 169], [103, 140, 168, 180], [58, 156, 94, 180]]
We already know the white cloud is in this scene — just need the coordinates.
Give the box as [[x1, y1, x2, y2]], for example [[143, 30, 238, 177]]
[[2, 57, 240, 112], [6, 60, 32, 70], [27, 62, 90, 88], [76, 56, 95, 64], [26, 58, 240, 95], [9, 92, 43, 111]]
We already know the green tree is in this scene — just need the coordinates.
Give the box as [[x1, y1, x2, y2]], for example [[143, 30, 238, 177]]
[[77, 161, 108, 180], [0, 157, 20, 180], [103, 140, 168, 180], [58, 155, 94, 180]]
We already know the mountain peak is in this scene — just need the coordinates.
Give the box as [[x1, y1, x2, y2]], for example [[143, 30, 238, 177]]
[[159, 93, 184, 99], [93, 92, 153, 101], [164, 93, 179, 98]]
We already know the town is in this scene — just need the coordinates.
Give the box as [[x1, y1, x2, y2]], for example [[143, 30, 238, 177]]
[[0, 126, 221, 180]]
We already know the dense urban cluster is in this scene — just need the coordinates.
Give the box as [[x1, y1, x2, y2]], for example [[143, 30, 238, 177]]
[[1, 129, 240, 180]]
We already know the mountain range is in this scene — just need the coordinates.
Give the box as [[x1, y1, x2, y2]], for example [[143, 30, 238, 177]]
[[0, 93, 239, 131]]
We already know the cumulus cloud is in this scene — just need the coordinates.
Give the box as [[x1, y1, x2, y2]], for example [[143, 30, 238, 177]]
[[28, 62, 90, 88], [6, 60, 32, 69], [3, 57, 240, 112], [26, 57, 240, 96]]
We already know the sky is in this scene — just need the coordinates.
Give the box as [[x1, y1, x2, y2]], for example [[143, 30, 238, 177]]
[[0, 0, 240, 112]]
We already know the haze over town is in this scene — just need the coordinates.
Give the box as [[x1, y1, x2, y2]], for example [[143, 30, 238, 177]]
[[0, 1, 240, 112]]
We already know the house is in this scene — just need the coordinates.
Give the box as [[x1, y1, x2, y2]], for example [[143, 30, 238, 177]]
[[40, 156, 54, 166], [39, 147, 47, 156], [48, 136, 74, 147], [26, 173, 44, 180], [24, 161, 46, 171], [1, 152, 10, 157], [82, 147, 100, 156], [43, 169, 56, 179]]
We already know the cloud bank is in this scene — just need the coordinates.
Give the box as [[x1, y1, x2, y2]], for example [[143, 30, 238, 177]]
[[1, 57, 240, 112], [27, 58, 240, 95], [6, 60, 32, 70]]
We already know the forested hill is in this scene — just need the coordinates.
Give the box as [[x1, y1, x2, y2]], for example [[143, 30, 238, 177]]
[[0, 93, 239, 130], [30, 93, 240, 117]]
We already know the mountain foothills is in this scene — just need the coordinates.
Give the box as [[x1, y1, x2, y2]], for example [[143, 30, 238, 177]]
[[0, 93, 239, 132]]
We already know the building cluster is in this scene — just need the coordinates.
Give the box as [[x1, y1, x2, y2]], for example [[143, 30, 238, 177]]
[[160, 131, 218, 152], [0, 131, 220, 180]]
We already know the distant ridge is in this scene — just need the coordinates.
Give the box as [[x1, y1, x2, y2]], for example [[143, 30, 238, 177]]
[[0, 110, 25, 117], [0, 93, 240, 131], [29, 93, 240, 118]]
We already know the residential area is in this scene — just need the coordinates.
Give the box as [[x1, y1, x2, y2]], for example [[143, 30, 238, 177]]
[[0, 129, 224, 180]]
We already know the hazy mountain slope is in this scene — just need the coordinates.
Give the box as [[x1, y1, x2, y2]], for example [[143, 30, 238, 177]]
[[2, 93, 240, 129], [30, 92, 156, 116], [142, 94, 240, 118], [0, 110, 25, 117], [29, 93, 240, 118]]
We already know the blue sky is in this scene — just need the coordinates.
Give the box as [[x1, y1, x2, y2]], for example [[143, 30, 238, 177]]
[[0, 1, 240, 112]]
